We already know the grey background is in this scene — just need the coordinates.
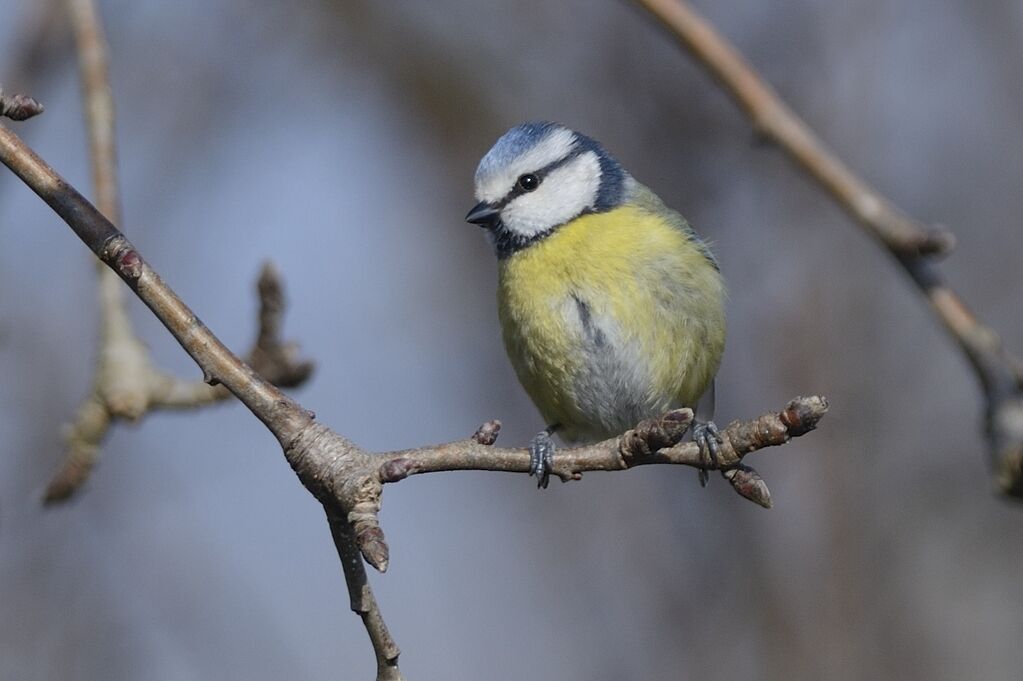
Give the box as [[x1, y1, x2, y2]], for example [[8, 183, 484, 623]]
[[2, 1, 1022, 679]]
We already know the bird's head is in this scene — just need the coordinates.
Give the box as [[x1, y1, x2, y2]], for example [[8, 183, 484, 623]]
[[466, 122, 630, 257]]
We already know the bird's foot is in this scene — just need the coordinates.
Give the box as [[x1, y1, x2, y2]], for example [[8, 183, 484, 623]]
[[529, 429, 556, 489], [693, 420, 722, 487]]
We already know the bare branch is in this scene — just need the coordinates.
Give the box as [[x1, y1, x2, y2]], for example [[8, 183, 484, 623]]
[[147, 263, 315, 408], [41, 0, 313, 503], [66, 0, 118, 222], [634, 0, 953, 258], [379, 397, 827, 492], [43, 264, 314, 501], [0, 119, 405, 675], [0, 96, 825, 677], [45, 396, 110, 501], [635, 0, 1023, 498]]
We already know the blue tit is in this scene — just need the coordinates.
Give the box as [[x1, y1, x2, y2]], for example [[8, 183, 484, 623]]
[[466, 122, 726, 488]]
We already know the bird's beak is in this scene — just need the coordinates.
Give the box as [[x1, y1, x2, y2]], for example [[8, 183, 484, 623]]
[[465, 201, 501, 229]]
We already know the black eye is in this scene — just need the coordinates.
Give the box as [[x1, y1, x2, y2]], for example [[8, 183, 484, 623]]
[[516, 173, 540, 192]]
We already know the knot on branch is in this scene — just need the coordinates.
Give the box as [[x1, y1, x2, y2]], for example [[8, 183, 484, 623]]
[[0, 89, 45, 121], [472, 420, 502, 445], [873, 206, 956, 258], [620, 408, 693, 459], [349, 500, 388, 573], [99, 235, 145, 282], [379, 457, 417, 483], [779, 395, 829, 437], [723, 464, 772, 508], [285, 422, 389, 571], [914, 226, 956, 258], [340, 468, 389, 572]]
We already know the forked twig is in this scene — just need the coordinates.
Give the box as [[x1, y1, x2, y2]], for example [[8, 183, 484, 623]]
[[41, 0, 313, 503]]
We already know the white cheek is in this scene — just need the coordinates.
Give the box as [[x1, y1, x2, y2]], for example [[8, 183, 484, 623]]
[[501, 152, 601, 236]]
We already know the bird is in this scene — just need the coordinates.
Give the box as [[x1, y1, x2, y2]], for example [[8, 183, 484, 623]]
[[466, 122, 726, 488]]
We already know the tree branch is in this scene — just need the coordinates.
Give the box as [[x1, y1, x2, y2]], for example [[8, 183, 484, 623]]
[[0, 116, 404, 677], [380, 397, 827, 508], [40, 0, 313, 503], [0, 95, 825, 677], [635, 0, 1023, 498]]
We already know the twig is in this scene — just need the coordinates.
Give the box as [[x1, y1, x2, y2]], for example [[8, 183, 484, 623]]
[[1, 111, 825, 677], [0, 119, 399, 676], [40, 0, 313, 503], [636, 0, 1023, 498], [634, 0, 953, 258], [328, 513, 403, 681], [380, 398, 827, 508], [44, 262, 314, 501], [66, 0, 117, 222]]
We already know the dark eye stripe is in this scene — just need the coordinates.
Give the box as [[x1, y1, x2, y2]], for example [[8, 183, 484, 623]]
[[492, 146, 586, 210]]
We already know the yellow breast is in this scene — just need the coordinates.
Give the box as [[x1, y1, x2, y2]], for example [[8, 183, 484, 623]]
[[497, 202, 726, 441]]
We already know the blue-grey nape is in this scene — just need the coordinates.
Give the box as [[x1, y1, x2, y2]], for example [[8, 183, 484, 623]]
[[571, 130, 627, 212]]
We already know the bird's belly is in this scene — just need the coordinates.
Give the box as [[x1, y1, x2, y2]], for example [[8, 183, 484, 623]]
[[501, 293, 678, 442], [496, 205, 726, 443], [560, 327, 663, 440]]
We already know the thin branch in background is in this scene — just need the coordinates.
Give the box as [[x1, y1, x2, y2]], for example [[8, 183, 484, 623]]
[[3, 0, 69, 92], [41, 0, 313, 503], [44, 261, 314, 501], [635, 0, 1023, 498], [0, 98, 402, 679], [0, 101, 824, 678]]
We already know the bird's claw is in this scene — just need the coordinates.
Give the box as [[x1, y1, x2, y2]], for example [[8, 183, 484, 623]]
[[529, 430, 556, 489], [693, 420, 723, 487]]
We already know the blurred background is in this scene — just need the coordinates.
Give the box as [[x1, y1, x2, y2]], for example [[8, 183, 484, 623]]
[[2, 0, 1022, 679]]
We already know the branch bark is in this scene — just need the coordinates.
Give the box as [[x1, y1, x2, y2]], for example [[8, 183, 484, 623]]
[[635, 0, 1023, 498]]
